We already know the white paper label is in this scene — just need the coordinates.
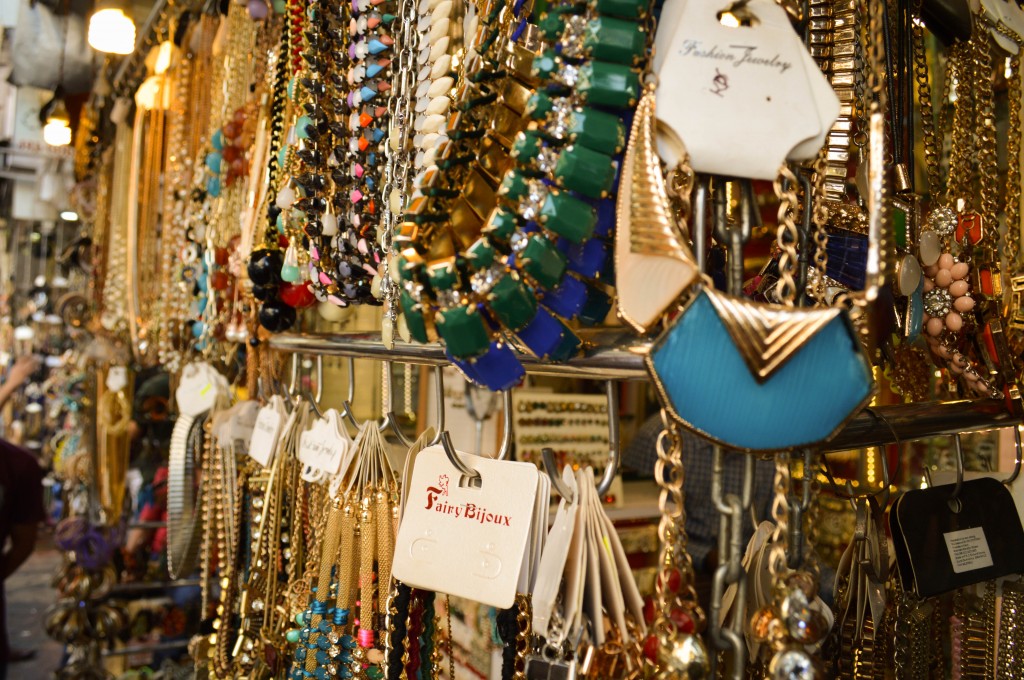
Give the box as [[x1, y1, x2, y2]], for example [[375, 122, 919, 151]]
[[106, 366, 128, 392], [176, 362, 223, 417], [392, 445, 540, 608], [532, 468, 579, 637], [943, 526, 995, 573], [248, 397, 288, 467], [220, 400, 259, 451], [297, 410, 352, 476]]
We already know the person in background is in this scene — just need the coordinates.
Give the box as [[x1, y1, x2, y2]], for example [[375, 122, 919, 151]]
[[0, 355, 46, 674], [622, 413, 834, 613]]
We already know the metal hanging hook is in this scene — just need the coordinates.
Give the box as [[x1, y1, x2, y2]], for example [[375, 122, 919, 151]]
[[542, 382, 620, 500], [440, 388, 514, 488], [1003, 425, 1023, 486], [339, 357, 358, 426], [596, 381, 621, 497], [950, 433, 965, 502], [384, 364, 446, 447]]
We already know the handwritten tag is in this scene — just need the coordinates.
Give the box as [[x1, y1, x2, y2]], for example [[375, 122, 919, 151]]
[[392, 446, 540, 608], [297, 410, 352, 476], [656, 0, 837, 179], [248, 396, 288, 467]]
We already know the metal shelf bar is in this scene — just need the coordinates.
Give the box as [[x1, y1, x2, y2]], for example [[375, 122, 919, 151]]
[[102, 640, 190, 657], [268, 332, 1018, 449], [269, 331, 650, 381], [109, 579, 203, 594]]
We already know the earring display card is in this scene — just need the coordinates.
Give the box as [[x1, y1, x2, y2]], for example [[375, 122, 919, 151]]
[[392, 445, 540, 608], [512, 389, 611, 480], [890, 477, 1024, 597]]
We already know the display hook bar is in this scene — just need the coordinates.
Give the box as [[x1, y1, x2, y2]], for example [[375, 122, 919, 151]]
[[268, 332, 1018, 449]]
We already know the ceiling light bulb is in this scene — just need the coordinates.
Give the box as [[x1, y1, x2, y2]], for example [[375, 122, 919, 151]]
[[88, 8, 136, 55], [60, 210, 79, 221], [43, 119, 72, 146]]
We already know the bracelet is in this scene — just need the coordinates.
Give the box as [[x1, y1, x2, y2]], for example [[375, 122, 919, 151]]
[[166, 412, 205, 580]]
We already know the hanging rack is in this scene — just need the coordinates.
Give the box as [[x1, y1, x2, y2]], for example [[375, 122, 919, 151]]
[[269, 332, 1018, 450]]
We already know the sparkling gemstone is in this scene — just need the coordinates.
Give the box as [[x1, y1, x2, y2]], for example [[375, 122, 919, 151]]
[[252, 599, 265, 612], [925, 205, 957, 236], [557, 63, 580, 87], [560, 15, 589, 58], [546, 103, 574, 139], [517, 180, 548, 220], [535, 146, 558, 173], [924, 287, 952, 316]]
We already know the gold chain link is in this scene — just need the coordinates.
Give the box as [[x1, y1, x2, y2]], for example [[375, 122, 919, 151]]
[[912, 0, 944, 199], [774, 164, 802, 307], [974, 31, 999, 228]]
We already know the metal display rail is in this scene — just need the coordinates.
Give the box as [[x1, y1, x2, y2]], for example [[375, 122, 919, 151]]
[[268, 332, 1018, 452]]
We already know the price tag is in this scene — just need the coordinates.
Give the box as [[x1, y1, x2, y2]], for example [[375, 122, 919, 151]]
[[297, 410, 353, 476], [216, 400, 259, 451], [176, 362, 223, 417], [248, 396, 289, 467]]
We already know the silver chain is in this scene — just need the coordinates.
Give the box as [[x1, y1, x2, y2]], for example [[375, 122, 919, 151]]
[[380, 0, 419, 341]]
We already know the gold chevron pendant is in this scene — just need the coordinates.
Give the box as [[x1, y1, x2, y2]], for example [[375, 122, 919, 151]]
[[614, 87, 700, 333], [704, 287, 843, 383]]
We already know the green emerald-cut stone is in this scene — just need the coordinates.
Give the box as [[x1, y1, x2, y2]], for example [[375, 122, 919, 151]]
[[466, 239, 496, 269], [584, 17, 645, 65], [550, 326, 582, 361], [893, 205, 908, 249], [428, 262, 458, 290], [499, 170, 530, 200], [436, 306, 491, 357], [520, 235, 567, 288], [485, 209, 519, 240], [538, 9, 570, 39], [488, 274, 537, 330], [511, 132, 543, 164], [578, 61, 640, 108], [569, 107, 625, 153], [396, 256, 415, 282], [579, 284, 613, 325], [540, 191, 597, 243], [594, 0, 646, 19], [527, 91, 554, 120], [365, 665, 384, 680], [554, 145, 615, 198], [400, 291, 429, 343], [532, 49, 559, 81]]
